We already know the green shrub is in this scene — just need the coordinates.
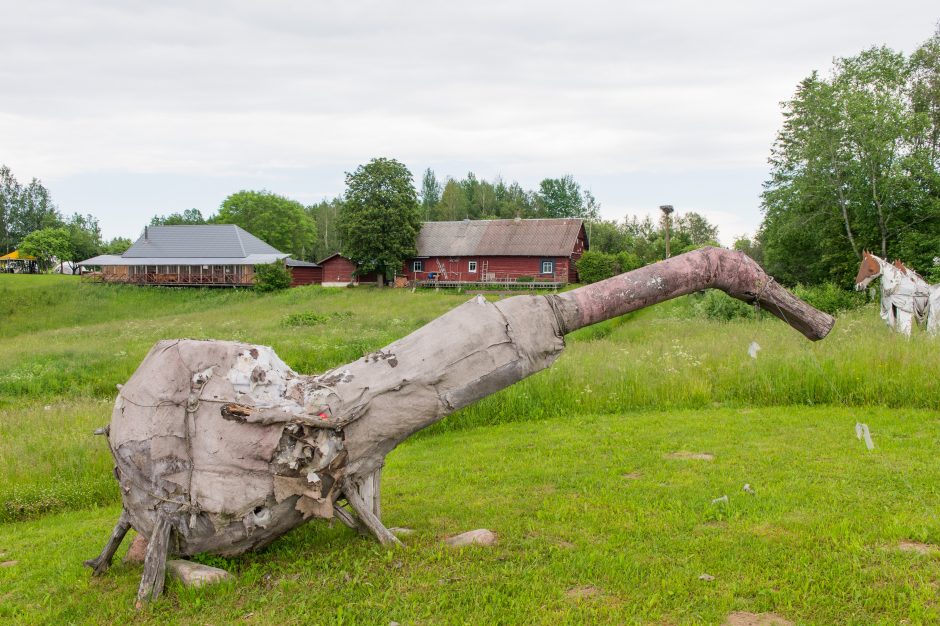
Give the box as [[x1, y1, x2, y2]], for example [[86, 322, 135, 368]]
[[616, 251, 641, 273], [576, 251, 619, 284], [255, 260, 292, 292], [282, 310, 352, 327], [691, 290, 756, 321], [791, 282, 866, 314], [282, 311, 330, 326], [516, 275, 534, 283]]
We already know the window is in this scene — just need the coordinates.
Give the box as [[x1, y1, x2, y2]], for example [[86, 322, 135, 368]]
[[541, 260, 554, 274], [413, 260, 423, 272], [468, 260, 477, 273]]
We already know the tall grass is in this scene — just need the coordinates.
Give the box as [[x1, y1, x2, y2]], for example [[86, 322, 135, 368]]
[[1, 274, 938, 521]]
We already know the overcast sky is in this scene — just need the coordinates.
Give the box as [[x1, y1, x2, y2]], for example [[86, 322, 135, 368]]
[[1, 1, 938, 243]]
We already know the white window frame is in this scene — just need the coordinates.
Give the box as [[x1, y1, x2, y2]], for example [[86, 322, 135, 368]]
[[541, 260, 554, 274], [413, 260, 423, 272], [468, 260, 478, 273]]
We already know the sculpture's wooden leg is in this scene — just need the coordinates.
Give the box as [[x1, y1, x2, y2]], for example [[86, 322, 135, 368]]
[[355, 468, 381, 518], [84, 510, 131, 576], [333, 503, 367, 534], [344, 484, 401, 547], [136, 515, 172, 607]]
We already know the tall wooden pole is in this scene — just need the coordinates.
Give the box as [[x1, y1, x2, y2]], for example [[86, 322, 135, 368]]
[[660, 204, 674, 258]]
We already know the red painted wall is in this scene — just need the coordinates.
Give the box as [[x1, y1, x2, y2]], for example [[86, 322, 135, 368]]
[[320, 255, 378, 284], [320, 256, 356, 284], [289, 266, 322, 287], [402, 255, 570, 283]]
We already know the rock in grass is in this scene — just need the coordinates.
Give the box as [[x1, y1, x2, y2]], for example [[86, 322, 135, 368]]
[[698, 573, 715, 581], [444, 529, 497, 547], [390, 527, 414, 537], [723, 612, 793, 625], [167, 559, 233, 588], [123, 534, 148, 564], [1, 560, 17, 567]]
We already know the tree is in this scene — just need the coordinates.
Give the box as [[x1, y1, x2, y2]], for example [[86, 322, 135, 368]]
[[151, 209, 207, 226], [18, 227, 71, 271], [307, 197, 345, 261], [533, 175, 599, 220], [436, 179, 468, 221], [585, 220, 631, 254], [63, 213, 103, 270], [338, 158, 421, 286], [215, 191, 317, 259], [0, 166, 61, 251], [102, 237, 133, 255], [0, 165, 20, 253], [15, 178, 61, 240], [732, 234, 763, 265], [761, 34, 940, 285], [419, 168, 441, 220], [675, 212, 720, 248]]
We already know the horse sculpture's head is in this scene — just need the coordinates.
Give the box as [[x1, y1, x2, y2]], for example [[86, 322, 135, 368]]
[[855, 250, 882, 291]]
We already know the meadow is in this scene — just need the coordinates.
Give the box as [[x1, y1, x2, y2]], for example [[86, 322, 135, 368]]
[[1, 274, 939, 624]]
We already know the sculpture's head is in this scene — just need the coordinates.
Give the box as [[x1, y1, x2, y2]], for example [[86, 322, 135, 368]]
[[855, 251, 881, 291]]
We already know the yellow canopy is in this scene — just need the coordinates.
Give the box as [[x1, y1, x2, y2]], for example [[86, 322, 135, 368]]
[[0, 250, 36, 261]]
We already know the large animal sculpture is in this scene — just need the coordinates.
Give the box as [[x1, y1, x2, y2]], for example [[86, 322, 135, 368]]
[[84, 247, 834, 604], [855, 251, 938, 336]]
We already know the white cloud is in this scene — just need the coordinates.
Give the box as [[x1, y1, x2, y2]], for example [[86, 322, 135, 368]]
[[1, 0, 937, 241]]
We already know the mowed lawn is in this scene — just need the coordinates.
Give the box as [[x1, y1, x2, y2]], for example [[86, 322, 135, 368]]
[[1, 274, 939, 624]]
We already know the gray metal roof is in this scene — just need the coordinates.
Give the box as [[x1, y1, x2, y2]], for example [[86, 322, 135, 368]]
[[416, 218, 584, 257], [79, 254, 288, 266], [121, 225, 283, 258], [284, 258, 320, 268]]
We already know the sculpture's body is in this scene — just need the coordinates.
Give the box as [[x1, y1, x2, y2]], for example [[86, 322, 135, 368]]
[[854, 251, 938, 336], [85, 248, 835, 603]]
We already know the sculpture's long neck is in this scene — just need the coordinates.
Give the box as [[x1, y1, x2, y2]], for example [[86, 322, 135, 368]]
[[554, 247, 832, 340], [337, 247, 833, 478]]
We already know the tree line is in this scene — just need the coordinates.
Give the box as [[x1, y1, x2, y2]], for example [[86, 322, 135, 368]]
[[3, 157, 723, 282], [0, 166, 131, 271], [760, 25, 940, 285]]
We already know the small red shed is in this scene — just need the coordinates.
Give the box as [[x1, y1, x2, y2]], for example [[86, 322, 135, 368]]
[[318, 253, 378, 287]]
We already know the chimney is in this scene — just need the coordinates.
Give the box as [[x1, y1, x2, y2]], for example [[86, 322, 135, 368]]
[[144, 226, 149, 242]]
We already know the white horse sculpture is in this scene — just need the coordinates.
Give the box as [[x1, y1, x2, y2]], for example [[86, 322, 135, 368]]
[[854, 251, 938, 336]]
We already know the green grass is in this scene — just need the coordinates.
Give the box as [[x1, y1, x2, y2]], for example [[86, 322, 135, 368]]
[[1, 274, 940, 624], [3, 407, 940, 624]]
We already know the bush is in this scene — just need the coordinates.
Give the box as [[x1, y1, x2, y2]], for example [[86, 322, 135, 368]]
[[516, 275, 534, 283], [616, 251, 641, 273], [282, 310, 352, 326], [255, 260, 292, 292], [691, 290, 756, 321], [576, 251, 619, 284], [282, 311, 329, 326], [791, 282, 866, 314]]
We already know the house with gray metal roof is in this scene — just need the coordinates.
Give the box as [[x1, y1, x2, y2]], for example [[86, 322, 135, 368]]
[[403, 218, 587, 286], [79, 224, 301, 286]]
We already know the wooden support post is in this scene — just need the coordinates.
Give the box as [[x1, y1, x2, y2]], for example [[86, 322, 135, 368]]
[[84, 509, 131, 576], [136, 516, 172, 607], [344, 486, 401, 547]]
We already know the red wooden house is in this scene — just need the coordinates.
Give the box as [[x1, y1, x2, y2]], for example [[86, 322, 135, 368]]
[[402, 218, 587, 285]]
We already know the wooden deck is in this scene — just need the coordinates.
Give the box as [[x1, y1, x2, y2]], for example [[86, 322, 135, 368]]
[[415, 279, 564, 290]]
